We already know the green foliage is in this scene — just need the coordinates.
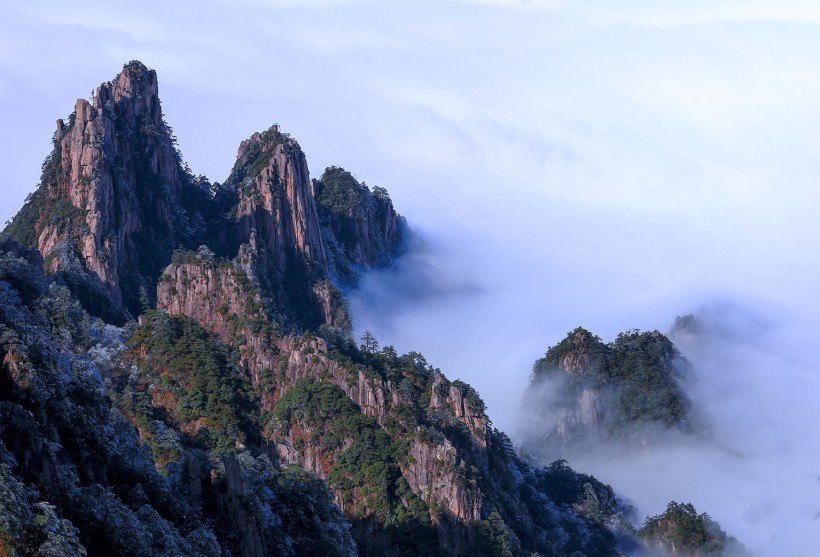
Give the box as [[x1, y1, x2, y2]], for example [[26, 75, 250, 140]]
[[531, 326, 608, 382], [4, 105, 85, 249], [478, 433, 622, 557], [451, 379, 487, 414], [476, 511, 519, 557], [640, 501, 741, 555], [316, 166, 367, 217], [43, 199, 84, 234], [272, 378, 434, 550], [535, 460, 617, 511], [125, 311, 258, 453], [225, 125, 289, 188], [360, 329, 379, 353], [314, 165, 404, 287], [3, 188, 46, 247], [272, 377, 360, 432], [0, 249, 211, 556], [608, 330, 689, 427]]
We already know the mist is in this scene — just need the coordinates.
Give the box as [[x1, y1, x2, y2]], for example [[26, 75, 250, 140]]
[[552, 303, 820, 555], [353, 239, 820, 555]]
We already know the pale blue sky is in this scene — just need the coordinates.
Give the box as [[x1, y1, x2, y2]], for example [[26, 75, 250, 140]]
[[2, 2, 820, 552]]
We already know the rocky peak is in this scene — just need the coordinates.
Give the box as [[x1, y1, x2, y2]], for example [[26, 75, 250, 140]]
[[235, 124, 281, 162], [314, 166, 406, 286], [110, 61, 159, 113], [534, 326, 608, 378], [224, 124, 336, 329], [12, 61, 204, 323], [229, 124, 325, 268], [523, 327, 693, 460]]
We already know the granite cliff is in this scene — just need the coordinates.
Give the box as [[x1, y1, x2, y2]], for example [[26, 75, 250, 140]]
[[23, 61, 207, 323]]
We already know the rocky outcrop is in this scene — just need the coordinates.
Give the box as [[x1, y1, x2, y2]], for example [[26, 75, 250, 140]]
[[404, 438, 481, 521], [545, 327, 608, 374], [430, 372, 491, 450], [21, 61, 206, 321], [314, 166, 406, 285], [155, 255, 380, 413], [155, 253, 280, 390], [157, 257, 266, 340], [222, 125, 340, 329], [277, 337, 388, 416], [230, 125, 325, 270], [521, 327, 693, 461]]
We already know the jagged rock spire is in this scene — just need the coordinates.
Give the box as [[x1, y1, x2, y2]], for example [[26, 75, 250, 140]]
[[33, 61, 197, 321]]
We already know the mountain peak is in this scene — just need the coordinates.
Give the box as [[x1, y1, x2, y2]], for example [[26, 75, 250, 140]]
[[111, 60, 158, 103], [236, 123, 289, 160], [5, 62, 194, 322]]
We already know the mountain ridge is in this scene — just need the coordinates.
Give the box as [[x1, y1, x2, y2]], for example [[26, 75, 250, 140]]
[[0, 61, 743, 557]]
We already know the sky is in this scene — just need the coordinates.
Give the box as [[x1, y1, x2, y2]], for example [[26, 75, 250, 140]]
[[2, 1, 820, 554]]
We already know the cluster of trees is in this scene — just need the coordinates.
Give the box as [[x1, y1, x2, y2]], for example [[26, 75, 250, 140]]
[[640, 501, 746, 556], [527, 326, 692, 452]]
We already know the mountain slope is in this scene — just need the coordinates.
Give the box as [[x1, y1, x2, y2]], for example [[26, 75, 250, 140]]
[[0, 61, 743, 556]]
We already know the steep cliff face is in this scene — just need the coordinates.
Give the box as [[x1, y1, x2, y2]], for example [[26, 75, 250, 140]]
[[521, 327, 693, 462], [11, 61, 208, 322], [314, 166, 406, 286], [221, 125, 339, 330], [430, 373, 491, 451], [229, 125, 325, 270], [156, 253, 268, 344]]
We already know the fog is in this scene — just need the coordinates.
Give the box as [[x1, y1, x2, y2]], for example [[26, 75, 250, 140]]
[[352, 236, 820, 555], [3, 1, 820, 553]]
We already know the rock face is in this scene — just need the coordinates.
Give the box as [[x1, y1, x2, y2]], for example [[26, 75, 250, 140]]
[[430, 372, 491, 451], [404, 438, 481, 521], [31, 61, 204, 321], [156, 256, 267, 344], [314, 166, 406, 285], [229, 125, 326, 271], [225, 126, 328, 329]]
